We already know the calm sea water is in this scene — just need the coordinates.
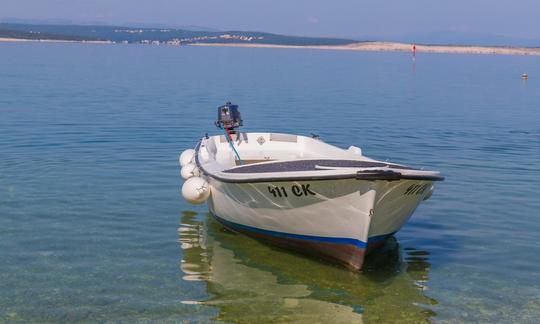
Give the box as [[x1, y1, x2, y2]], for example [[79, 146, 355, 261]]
[[1, 42, 539, 323]]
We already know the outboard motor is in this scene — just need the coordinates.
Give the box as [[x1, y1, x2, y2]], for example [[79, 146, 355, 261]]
[[215, 102, 242, 133]]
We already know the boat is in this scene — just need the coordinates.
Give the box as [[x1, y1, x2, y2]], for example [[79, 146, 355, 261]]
[[179, 102, 444, 270], [521, 73, 529, 80]]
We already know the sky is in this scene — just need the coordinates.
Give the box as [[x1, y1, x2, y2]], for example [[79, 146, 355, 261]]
[[2, 0, 539, 40]]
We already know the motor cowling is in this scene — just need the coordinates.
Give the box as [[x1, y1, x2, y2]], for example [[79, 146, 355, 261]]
[[215, 102, 242, 131]]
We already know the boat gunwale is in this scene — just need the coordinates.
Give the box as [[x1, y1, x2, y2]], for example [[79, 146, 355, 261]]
[[194, 138, 445, 183]]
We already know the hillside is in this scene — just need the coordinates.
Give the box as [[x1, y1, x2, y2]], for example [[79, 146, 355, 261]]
[[0, 23, 356, 46]]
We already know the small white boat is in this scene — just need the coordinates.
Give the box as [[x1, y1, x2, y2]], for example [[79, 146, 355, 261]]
[[179, 102, 444, 270]]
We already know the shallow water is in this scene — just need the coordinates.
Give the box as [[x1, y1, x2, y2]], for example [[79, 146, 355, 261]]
[[1, 42, 539, 322]]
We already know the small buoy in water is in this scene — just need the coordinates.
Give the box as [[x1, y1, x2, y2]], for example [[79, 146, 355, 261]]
[[182, 177, 210, 204], [521, 73, 528, 80], [179, 149, 196, 167], [181, 163, 200, 180]]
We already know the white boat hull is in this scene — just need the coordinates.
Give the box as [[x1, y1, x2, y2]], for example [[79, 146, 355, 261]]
[[207, 177, 433, 270], [180, 131, 442, 270]]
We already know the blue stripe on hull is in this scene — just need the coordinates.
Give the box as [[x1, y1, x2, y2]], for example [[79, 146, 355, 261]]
[[212, 214, 394, 249]]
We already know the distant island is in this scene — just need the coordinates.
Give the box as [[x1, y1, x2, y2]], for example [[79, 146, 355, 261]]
[[0, 23, 354, 46], [1, 23, 539, 56]]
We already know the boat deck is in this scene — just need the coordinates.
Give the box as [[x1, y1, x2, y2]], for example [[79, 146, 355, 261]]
[[224, 159, 414, 174]]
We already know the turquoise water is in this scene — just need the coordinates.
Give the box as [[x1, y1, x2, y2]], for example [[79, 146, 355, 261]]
[[1, 42, 539, 322]]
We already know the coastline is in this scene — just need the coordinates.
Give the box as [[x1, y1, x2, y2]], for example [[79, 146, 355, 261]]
[[190, 41, 540, 56], [0, 37, 114, 44], [1, 37, 539, 56]]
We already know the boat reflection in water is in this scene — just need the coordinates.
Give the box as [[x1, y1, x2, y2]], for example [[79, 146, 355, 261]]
[[178, 211, 437, 323]]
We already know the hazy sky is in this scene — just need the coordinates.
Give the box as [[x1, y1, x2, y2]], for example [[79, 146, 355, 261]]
[[2, 0, 539, 39]]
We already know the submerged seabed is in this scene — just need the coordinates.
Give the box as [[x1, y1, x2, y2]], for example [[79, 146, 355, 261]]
[[0, 42, 539, 322]]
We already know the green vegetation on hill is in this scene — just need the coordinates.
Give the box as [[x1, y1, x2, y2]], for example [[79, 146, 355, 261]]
[[0, 23, 356, 46], [0, 27, 103, 42]]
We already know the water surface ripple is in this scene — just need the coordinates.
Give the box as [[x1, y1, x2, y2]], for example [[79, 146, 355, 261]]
[[1, 43, 539, 322]]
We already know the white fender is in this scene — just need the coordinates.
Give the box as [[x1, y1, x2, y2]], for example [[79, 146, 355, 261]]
[[182, 177, 210, 204], [181, 163, 200, 180], [179, 149, 196, 167]]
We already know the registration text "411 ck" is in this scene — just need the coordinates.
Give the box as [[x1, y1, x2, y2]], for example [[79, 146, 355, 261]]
[[267, 184, 316, 198]]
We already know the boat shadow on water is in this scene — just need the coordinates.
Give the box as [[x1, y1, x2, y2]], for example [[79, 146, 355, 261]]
[[178, 211, 438, 323]]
